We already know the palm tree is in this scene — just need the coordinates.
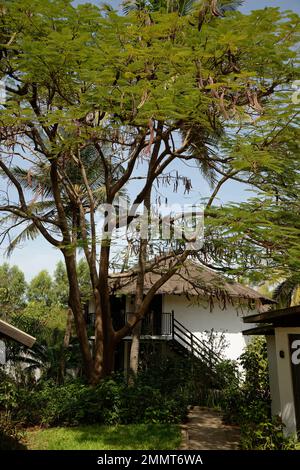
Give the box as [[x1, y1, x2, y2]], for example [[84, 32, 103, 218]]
[[12, 330, 84, 384], [273, 278, 300, 309], [123, 0, 195, 15], [1, 145, 113, 256], [122, 0, 244, 16]]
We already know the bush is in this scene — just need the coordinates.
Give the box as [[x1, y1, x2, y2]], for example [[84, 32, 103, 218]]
[[120, 384, 186, 424], [0, 374, 19, 414], [15, 379, 124, 426], [12, 376, 188, 427], [219, 337, 294, 450], [0, 414, 26, 450], [240, 337, 270, 403], [135, 353, 221, 407], [240, 416, 296, 450]]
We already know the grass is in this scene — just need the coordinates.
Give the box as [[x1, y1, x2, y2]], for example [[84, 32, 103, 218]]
[[25, 423, 181, 450]]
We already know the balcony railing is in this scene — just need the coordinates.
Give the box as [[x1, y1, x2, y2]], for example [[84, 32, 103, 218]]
[[124, 312, 222, 370], [125, 312, 173, 336]]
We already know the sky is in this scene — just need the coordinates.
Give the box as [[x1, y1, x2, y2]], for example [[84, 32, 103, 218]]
[[1, 0, 299, 280]]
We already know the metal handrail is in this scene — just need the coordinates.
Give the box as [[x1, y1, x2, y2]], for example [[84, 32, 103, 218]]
[[172, 329, 214, 365], [173, 317, 222, 365], [122, 310, 222, 367]]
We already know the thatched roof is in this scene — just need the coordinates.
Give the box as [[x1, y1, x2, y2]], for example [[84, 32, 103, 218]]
[[110, 259, 273, 308]]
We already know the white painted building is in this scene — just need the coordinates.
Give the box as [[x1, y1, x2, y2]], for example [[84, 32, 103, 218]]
[[243, 307, 300, 437], [88, 260, 273, 368], [0, 318, 36, 364], [162, 295, 253, 361]]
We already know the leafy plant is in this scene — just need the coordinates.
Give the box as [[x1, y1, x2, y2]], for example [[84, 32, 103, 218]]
[[240, 416, 296, 450], [218, 337, 295, 450], [11, 376, 188, 427], [0, 414, 26, 450]]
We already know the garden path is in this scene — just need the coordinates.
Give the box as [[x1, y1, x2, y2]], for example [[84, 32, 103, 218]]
[[179, 406, 240, 450]]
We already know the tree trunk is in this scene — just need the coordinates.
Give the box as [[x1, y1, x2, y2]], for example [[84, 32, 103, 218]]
[[91, 287, 116, 384], [128, 187, 151, 383], [64, 307, 73, 348], [59, 307, 73, 383], [64, 252, 94, 383], [92, 237, 116, 383], [128, 319, 142, 384]]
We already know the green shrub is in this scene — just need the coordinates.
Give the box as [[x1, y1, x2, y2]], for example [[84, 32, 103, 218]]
[[15, 379, 125, 426], [135, 353, 219, 407], [0, 413, 26, 450], [240, 337, 270, 403], [120, 384, 186, 424], [219, 337, 293, 450], [0, 369, 20, 411], [240, 416, 296, 450], [13, 376, 188, 427]]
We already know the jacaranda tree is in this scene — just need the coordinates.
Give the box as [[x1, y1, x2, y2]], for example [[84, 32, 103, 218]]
[[0, 0, 299, 383]]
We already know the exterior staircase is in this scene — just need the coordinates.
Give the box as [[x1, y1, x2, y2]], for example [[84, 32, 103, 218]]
[[124, 310, 222, 372], [170, 317, 222, 372]]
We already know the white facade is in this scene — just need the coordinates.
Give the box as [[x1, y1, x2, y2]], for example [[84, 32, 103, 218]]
[[162, 294, 255, 361], [0, 339, 5, 364], [122, 294, 257, 361], [267, 327, 300, 436], [90, 293, 259, 361]]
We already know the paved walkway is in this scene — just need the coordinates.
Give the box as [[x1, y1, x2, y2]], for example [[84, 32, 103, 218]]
[[179, 406, 240, 450]]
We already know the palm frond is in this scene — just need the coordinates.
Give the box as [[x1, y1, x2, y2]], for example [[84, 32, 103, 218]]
[[219, 0, 244, 13], [122, 0, 197, 15], [12, 165, 52, 198], [123, 0, 243, 16], [272, 278, 297, 309], [180, 121, 224, 187], [6, 221, 40, 256]]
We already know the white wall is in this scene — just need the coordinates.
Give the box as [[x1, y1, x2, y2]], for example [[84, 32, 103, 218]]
[[0, 340, 6, 364], [163, 294, 255, 361], [89, 293, 257, 361], [266, 336, 281, 417]]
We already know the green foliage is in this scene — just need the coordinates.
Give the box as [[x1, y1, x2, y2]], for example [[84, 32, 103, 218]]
[[52, 259, 92, 307], [219, 337, 295, 450], [205, 112, 300, 282], [0, 369, 19, 412], [137, 352, 213, 403], [120, 383, 187, 424], [77, 259, 93, 304], [122, 0, 197, 15], [222, 337, 271, 425], [0, 414, 26, 450], [214, 359, 240, 389], [0, 370, 26, 450], [240, 337, 270, 404], [240, 416, 296, 451], [0, 0, 299, 389], [14, 338, 68, 385], [12, 377, 187, 427], [0, 263, 27, 320], [136, 344, 239, 407], [53, 261, 69, 307], [28, 270, 54, 306], [20, 302, 67, 335]]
